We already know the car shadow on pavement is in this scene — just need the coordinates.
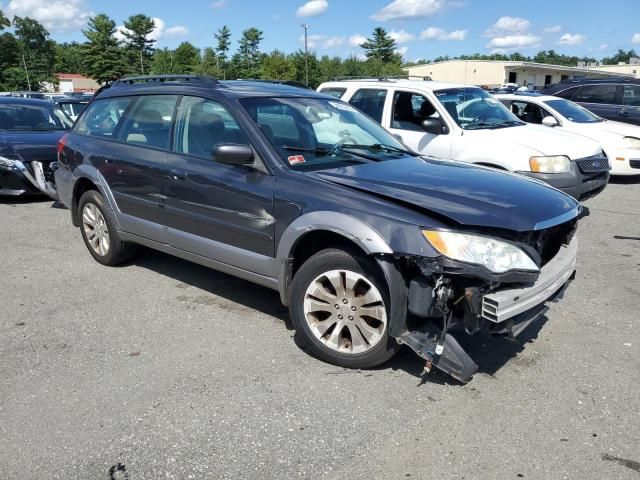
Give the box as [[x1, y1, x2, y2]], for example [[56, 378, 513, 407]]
[[131, 246, 292, 328], [0, 195, 52, 205], [131, 246, 548, 384]]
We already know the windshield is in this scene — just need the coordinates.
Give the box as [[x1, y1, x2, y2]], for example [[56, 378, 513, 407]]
[[434, 87, 524, 130], [544, 98, 602, 124], [0, 104, 73, 131], [240, 97, 413, 170], [60, 102, 88, 117]]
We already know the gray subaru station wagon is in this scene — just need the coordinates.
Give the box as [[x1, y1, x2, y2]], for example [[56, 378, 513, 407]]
[[55, 75, 581, 382]]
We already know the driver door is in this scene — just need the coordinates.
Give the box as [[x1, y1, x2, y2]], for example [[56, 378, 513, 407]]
[[385, 90, 453, 158]]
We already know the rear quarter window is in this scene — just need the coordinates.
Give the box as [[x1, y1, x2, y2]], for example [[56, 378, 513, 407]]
[[74, 97, 133, 138], [319, 87, 346, 99]]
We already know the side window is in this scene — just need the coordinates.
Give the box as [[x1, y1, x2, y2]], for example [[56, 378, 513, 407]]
[[622, 85, 640, 106], [319, 87, 346, 99], [555, 86, 579, 101], [511, 101, 546, 124], [348, 88, 387, 123], [574, 85, 618, 104], [173, 96, 249, 159], [117, 95, 178, 149], [74, 97, 133, 138], [391, 91, 438, 132]]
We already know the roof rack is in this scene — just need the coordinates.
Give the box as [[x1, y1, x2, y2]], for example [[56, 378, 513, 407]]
[[330, 75, 432, 82], [112, 75, 220, 87]]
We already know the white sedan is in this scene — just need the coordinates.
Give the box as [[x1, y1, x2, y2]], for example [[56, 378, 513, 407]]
[[497, 93, 640, 176]]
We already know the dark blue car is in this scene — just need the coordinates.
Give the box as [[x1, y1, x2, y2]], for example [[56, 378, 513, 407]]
[[56, 75, 582, 382], [0, 97, 73, 197]]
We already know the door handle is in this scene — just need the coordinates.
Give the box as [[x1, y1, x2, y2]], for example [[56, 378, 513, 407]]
[[620, 110, 630, 117], [170, 169, 187, 180]]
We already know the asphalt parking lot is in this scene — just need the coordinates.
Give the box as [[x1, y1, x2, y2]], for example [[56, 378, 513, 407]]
[[1, 179, 639, 480]]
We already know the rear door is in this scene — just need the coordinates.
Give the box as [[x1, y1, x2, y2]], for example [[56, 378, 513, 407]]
[[74, 95, 178, 240], [386, 89, 453, 158], [620, 84, 640, 125], [164, 95, 275, 272], [573, 84, 619, 120]]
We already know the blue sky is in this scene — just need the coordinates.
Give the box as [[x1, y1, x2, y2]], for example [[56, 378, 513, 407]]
[[4, 0, 640, 61]]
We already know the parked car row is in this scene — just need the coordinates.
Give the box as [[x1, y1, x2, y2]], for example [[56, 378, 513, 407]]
[[2, 75, 636, 382]]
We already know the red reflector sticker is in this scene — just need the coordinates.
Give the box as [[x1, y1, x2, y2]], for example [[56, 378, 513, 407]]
[[288, 155, 306, 165]]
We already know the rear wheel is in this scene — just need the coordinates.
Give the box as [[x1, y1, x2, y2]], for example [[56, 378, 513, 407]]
[[78, 190, 135, 266], [289, 248, 398, 368]]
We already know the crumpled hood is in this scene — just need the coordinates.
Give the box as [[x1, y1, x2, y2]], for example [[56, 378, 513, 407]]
[[466, 124, 602, 159], [0, 131, 66, 163], [314, 156, 579, 232]]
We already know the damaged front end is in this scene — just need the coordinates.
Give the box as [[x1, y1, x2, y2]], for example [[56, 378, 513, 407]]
[[0, 157, 58, 199], [378, 219, 578, 383]]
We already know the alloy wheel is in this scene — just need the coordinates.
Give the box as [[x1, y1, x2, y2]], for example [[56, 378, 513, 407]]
[[82, 203, 110, 256]]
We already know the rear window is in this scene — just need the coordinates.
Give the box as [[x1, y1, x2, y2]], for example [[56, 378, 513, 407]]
[[319, 87, 346, 99], [74, 97, 133, 138], [348, 88, 387, 123]]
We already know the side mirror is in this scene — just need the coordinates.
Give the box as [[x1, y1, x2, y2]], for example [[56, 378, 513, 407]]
[[212, 143, 254, 166], [421, 118, 446, 135], [542, 116, 559, 127]]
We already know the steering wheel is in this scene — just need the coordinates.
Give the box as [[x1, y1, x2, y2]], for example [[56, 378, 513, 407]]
[[35, 122, 55, 130]]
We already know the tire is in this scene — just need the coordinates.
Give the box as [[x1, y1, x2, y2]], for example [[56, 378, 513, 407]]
[[77, 189, 135, 266], [289, 248, 399, 369]]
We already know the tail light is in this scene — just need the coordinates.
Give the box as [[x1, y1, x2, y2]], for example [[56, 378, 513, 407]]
[[57, 133, 69, 163]]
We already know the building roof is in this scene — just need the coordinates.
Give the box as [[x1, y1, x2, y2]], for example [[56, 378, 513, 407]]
[[319, 78, 469, 91], [56, 73, 92, 80]]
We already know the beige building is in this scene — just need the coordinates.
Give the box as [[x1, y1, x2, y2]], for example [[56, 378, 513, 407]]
[[583, 58, 640, 78], [404, 60, 633, 89]]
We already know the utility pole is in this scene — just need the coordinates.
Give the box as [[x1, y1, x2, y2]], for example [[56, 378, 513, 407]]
[[301, 24, 309, 87], [22, 54, 31, 91]]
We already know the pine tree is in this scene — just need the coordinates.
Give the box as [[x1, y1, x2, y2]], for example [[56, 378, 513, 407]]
[[360, 27, 397, 63], [82, 14, 127, 84], [236, 27, 263, 78], [214, 25, 231, 79], [122, 14, 156, 74]]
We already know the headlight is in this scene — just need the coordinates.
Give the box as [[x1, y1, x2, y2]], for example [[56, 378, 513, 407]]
[[0, 156, 16, 170], [423, 230, 539, 273], [622, 136, 640, 150], [529, 155, 571, 173]]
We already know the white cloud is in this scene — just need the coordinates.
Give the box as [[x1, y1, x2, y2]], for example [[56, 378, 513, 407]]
[[396, 46, 408, 57], [349, 34, 367, 47], [558, 33, 586, 45], [6, 0, 93, 32], [484, 16, 530, 36], [486, 34, 541, 51], [300, 33, 344, 49], [632, 33, 640, 44], [371, 0, 447, 21], [544, 25, 562, 33], [420, 27, 467, 41], [210, 0, 226, 8], [116, 17, 188, 43], [597, 44, 609, 51], [389, 29, 415, 43], [296, 0, 328, 17]]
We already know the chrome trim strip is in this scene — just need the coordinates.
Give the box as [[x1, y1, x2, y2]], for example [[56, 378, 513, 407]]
[[533, 206, 580, 231]]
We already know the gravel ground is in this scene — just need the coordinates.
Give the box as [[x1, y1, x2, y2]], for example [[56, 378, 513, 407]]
[[1, 179, 639, 480]]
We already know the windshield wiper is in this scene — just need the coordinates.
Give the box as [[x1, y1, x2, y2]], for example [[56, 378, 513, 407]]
[[282, 145, 331, 155], [336, 143, 416, 155], [463, 120, 524, 130]]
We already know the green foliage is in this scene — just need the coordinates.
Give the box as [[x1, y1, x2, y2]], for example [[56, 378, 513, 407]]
[[361, 27, 397, 63], [261, 50, 296, 80], [233, 27, 263, 78], [214, 25, 231, 78], [12, 16, 57, 90], [122, 14, 156, 74], [601, 49, 638, 65], [196, 47, 222, 77], [55, 42, 85, 73], [82, 14, 127, 84]]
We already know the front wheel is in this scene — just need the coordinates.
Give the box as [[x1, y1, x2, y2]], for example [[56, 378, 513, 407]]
[[289, 248, 399, 369]]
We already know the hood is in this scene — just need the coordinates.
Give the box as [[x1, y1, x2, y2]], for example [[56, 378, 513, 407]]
[[314, 156, 579, 232], [578, 119, 640, 138], [466, 124, 601, 159], [0, 131, 66, 163]]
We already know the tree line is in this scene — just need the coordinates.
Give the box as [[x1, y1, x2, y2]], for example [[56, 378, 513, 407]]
[[0, 11, 404, 91], [0, 7, 637, 92]]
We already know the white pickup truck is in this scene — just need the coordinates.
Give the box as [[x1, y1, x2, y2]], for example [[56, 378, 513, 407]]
[[317, 79, 610, 200]]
